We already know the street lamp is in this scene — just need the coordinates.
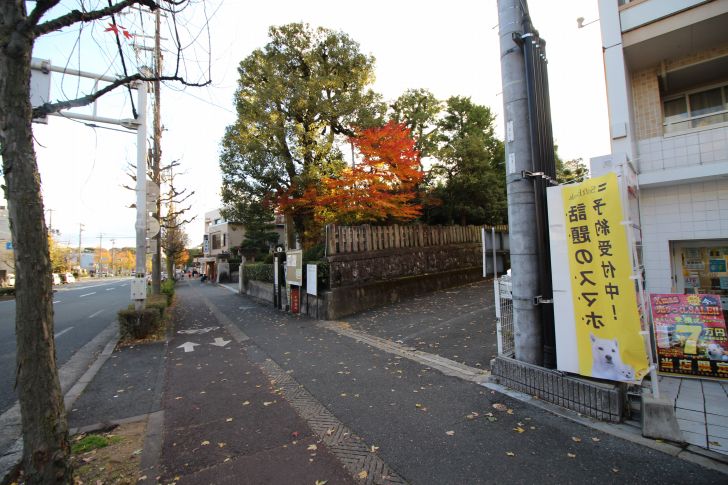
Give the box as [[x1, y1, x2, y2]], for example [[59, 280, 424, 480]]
[[577, 16, 599, 29]]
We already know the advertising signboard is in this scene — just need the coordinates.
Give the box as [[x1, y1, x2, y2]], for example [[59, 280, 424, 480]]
[[650, 293, 728, 380], [548, 172, 649, 382]]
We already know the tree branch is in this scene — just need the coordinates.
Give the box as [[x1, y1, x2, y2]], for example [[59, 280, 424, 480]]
[[33, 0, 158, 37], [32, 74, 210, 118], [27, 0, 61, 27]]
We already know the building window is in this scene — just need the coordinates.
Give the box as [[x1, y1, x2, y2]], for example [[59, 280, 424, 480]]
[[663, 83, 728, 134], [211, 234, 221, 250]]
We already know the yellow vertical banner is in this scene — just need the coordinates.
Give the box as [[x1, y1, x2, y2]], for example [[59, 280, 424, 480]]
[[561, 173, 649, 382]]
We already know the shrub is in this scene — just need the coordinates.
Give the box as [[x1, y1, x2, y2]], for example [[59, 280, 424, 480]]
[[160, 279, 175, 305], [243, 262, 274, 284], [303, 243, 325, 261], [0, 288, 15, 297], [146, 294, 168, 318], [263, 253, 274, 264], [118, 308, 160, 339]]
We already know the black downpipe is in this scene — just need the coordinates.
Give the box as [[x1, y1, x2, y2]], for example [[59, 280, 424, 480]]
[[521, 22, 556, 369]]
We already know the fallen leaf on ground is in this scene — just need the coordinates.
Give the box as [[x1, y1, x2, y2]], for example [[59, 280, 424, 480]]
[[612, 468, 619, 473], [506, 409, 514, 415], [307, 444, 317, 451], [567, 453, 576, 458], [263, 401, 273, 406], [492, 403, 507, 412], [242, 401, 250, 406], [572, 436, 582, 443], [371, 445, 379, 453], [201, 440, 210, 446], [415, 403, 423, 408], [291, 431, 300, 438], [591, 437, 600, 442], [445, 430, 455, 436], [218, 442, 226, 448], [315, 481, 328, 485], [513, 427, 525, 433], [357, 470, 368, 479], [506, 451, 515, 457], [226, 418, 233, 422], [326, 428, 335, 436]]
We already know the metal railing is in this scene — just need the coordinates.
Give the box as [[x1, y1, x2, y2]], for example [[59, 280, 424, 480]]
[[494, 274, 514, 357]]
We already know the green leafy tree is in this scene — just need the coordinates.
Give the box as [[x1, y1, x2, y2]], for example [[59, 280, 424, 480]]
[[426, 96, 506, 225], [222, 200, 280, 257], [220, 23, 383, 248], [390, 88, 441, 162], [557, 157, 589, 184]]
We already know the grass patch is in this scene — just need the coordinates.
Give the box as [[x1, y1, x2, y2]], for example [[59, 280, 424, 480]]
[[72, 421, 146, 485], [71, 434, 122, 454]]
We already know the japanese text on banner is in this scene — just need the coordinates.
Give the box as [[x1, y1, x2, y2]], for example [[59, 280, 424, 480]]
[[562, 172, 648, 382]]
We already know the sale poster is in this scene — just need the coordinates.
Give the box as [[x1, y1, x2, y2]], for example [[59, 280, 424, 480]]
[[650, 294, 728, 380]]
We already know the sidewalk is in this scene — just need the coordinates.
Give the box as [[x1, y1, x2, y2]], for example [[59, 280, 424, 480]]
[[65, 279, 728, 483], [156, 282, 357, 484]]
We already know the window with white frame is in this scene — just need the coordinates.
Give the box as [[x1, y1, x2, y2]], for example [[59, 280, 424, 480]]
[[663, 82, 728, 134]]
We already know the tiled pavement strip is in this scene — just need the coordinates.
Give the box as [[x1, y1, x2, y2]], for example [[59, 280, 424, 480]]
[[195, 283, 406, 484]]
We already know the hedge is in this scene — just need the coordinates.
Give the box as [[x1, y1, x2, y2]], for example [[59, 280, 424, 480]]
[[243, 263, 274, 284], [118, 308, 161, 339]]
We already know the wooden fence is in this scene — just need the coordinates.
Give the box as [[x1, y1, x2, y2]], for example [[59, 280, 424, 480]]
[[325, 224, 509, 255]]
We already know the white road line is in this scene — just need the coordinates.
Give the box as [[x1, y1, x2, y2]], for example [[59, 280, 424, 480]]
[[53, 300, 61, 304], [88, 309, 104, 319], [54, 327, 73, 338], [106, 288, 115, 291], [79, 292, 96, 298]]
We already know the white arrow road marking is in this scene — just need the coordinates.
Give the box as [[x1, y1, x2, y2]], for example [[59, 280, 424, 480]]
[[54, 327, 73, 338], [178, 342, 200, 352], [178, 326, 219, 335], [79, 292, 96, 298], [210, 337, 231, 347], [88, 309, 104, 319]]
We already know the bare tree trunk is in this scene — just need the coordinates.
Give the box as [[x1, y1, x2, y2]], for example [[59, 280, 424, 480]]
[[0, 3, 72, 483]]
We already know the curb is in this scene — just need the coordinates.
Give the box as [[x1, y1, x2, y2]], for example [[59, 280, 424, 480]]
[[0, 321, 120, 483], [482, 381, 728, 475]]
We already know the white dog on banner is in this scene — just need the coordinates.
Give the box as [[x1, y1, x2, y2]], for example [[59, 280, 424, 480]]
[[590, 333, 635, 381]]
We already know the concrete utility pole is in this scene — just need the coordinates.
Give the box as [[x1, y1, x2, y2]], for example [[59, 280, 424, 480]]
[[77, 223, 84, 274], [135, 81, 148, 310], [111, 238, 116, 275], [97, 233, 103, 275], [151, 7, 163, 295], [498, 0, 543, 365]]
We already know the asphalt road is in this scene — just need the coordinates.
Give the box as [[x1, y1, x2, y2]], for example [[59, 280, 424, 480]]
[[0, 277, 131, 415]]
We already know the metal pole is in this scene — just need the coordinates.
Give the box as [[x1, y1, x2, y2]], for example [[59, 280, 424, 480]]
[[134, 81, 148, 310], [492, 226, 498, 279], [498, 0, 543, 365]]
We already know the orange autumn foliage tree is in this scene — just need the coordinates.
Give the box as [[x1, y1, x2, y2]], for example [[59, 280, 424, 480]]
[[282, 121, 424, 227]]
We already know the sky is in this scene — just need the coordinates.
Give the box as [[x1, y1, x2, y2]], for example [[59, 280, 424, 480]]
[[24, 0, 608, 250]]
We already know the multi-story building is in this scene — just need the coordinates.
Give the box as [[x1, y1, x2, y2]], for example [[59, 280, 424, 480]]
[[0, 205, 14, 286], [197, 209, 285, 280], [596, 0, 728, 310]]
